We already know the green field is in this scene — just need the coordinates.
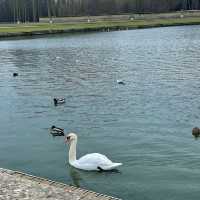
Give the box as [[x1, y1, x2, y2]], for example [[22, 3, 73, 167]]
[[0, 17, 200, 37]]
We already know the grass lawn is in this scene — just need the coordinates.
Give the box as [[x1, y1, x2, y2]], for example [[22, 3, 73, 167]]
[[0, 17, 200, 36]]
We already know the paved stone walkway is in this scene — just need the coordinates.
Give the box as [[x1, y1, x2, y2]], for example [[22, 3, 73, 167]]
[[0, 168, 121, 200]]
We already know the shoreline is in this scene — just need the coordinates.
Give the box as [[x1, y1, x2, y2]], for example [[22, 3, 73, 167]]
[[0, 12, 200, 38], [0, 168, 121, 200]]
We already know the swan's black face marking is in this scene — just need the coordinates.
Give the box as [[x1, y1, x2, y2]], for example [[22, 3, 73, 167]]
[[97, 166, 103, 172], [65, 133, 77, 144], [65, 136, 71, 144]]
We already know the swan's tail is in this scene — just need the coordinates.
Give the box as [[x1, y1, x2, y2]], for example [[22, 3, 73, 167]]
[[100, 163, 122, 171]]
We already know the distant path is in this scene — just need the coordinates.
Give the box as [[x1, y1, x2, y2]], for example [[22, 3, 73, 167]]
[[0, 168, 121, 200], [40, 10, 200, 23]]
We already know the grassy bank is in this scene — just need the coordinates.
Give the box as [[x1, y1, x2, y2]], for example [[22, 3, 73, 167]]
[[0, 16, 200, 38]]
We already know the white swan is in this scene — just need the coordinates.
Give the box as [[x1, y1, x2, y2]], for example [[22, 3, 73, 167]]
[[65, 133, 122, 171]]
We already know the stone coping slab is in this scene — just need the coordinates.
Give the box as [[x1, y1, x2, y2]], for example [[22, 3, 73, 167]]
[[0, 168, 121, 200]]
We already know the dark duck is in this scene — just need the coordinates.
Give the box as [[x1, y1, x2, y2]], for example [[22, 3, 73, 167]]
[[50, 125, 65, 136], [13, 73, 18, 77], [117, 80, 125, 85], [54, 98, 65, 106]]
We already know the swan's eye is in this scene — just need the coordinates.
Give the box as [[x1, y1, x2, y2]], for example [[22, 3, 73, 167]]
[[67, 136, 71, 140]]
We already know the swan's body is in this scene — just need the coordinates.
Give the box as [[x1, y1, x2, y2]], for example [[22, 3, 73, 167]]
[[65, 133, 122, 171], [71, 153, 122, 171]]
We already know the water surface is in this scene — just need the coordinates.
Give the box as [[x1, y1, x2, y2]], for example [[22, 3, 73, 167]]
[[0, 26, 200, 200]]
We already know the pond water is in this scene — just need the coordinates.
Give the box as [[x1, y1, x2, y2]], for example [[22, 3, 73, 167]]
[[0, 26, 200, 200]]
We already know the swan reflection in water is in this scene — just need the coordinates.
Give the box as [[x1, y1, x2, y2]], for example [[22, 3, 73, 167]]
[[69, 166, 83, 187], [68, 165, 121, 188]]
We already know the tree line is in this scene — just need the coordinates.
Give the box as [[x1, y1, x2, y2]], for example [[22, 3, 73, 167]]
[[0, 0, 200, 22]]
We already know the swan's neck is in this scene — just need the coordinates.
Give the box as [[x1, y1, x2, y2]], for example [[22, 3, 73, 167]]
[[69, 140, 77, 164]]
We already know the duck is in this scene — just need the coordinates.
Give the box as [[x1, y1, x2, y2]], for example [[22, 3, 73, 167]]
[[50, 125, 65, 136], [54, 98, 65, 106], [192, 127, 200, 138], [13, 73, 18, 77], [65, 133, 122, 171], [117, 80, 125, 85]]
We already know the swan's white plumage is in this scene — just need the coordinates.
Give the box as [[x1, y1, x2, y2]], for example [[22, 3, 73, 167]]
[[66, 133, 122, 171], [72, 153, 122, 171]]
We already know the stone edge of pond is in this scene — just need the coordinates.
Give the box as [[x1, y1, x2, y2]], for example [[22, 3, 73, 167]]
[[0, 168, 122, 200]]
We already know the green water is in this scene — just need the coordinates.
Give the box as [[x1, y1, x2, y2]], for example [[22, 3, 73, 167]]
[[0, 26, 200, 199]]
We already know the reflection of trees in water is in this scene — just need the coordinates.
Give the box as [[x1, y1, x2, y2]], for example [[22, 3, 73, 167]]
[[7, 49, 48, 92], [7, 48, 68, 95], [10, 49, 45, 68], [7, 46, 109, 96]]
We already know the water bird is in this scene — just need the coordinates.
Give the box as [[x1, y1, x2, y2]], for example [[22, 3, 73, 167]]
[[65, 133, 122, 171], [50, 125, 65, 136], [13, 73, 18, 77], [54, 98, 65, 106], [192, 127, 200, 138], [117, 80, 125, 85]]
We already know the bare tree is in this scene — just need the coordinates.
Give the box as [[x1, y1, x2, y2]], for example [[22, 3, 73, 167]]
[[1, 0, 200, 23]]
